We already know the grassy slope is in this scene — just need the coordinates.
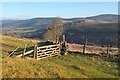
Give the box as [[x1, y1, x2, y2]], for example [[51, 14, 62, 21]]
[[1, 35, 39, 57], [3, 55, 119, 78], [2, 35, 119, 78]]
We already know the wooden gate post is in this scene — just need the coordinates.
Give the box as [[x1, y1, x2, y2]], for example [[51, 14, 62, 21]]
[[59, 43, 61, 55], [34, 45, 38, 59]]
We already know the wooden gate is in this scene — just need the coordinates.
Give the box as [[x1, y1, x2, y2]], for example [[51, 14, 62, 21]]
[[16, 44, 60, 60], [36, 44, 60, 60]]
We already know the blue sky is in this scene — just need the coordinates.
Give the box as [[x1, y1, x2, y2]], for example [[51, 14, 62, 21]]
[[2, 2, 118, 19]]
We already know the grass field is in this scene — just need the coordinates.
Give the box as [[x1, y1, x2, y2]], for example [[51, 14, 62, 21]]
[[2, 54, 119, 78], [1, 35, 119, 78]]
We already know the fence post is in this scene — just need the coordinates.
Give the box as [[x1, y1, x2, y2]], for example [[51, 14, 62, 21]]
[[83, 43, 86, 54], [23, 44, 27, 58], [106, 45, 110, 57], [34, 45, 38, 59], [83, 39, 87, 54]]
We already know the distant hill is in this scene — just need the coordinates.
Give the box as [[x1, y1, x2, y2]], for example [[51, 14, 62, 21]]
[[86, 14, 118, 23], [1, 20, 19, 24], [2, 14, 118, 28], [2, 14, 118, 46], [2, 18, 54, 29], [64, 22, 118, 46]]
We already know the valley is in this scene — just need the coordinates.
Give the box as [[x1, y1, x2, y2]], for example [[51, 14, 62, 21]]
[[1, 14, 118, 46]]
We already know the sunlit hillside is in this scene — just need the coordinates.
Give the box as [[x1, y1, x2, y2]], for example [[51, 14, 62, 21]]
[[1, 35, 119, 78]]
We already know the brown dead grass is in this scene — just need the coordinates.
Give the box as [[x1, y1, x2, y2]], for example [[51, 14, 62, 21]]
[[1, 35, 40, 44]]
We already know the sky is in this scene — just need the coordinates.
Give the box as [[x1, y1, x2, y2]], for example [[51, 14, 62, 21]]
[[1, 2, 118, 19], [1, 0, 120, 2]]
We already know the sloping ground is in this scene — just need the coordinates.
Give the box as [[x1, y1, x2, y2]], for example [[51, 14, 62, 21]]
[[1, 35, 40, 57], [2, 54, 119, 78], [1, 35, 119, 78]]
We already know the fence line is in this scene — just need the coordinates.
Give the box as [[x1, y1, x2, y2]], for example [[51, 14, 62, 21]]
[[67, 43, 118, 58], [12, 43, 118, 60]]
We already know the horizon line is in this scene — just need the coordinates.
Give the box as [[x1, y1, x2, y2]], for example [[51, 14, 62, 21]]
[[1, 13, 118, 20]]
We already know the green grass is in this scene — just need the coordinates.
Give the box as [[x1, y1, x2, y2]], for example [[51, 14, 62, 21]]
[[1, 35, 119, 78], [2, 54, 119, 78]]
